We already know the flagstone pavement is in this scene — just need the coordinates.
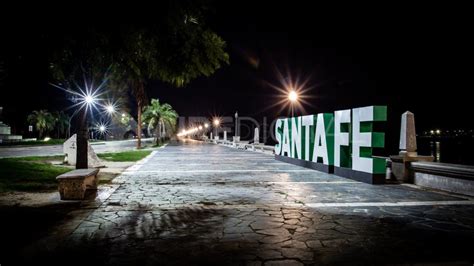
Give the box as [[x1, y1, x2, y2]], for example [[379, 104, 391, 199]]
[[19, 141, 474, 265]]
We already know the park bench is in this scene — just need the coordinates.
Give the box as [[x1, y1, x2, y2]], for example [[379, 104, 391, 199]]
[[56, 168, 99, 200]]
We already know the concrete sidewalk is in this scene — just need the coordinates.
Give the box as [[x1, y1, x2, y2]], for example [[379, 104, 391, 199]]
[[15, 140, 474, 265], [0, 138, 154, 158]]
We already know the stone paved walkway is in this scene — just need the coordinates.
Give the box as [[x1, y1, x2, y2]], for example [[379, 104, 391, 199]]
[[24, 141, 474, 265]]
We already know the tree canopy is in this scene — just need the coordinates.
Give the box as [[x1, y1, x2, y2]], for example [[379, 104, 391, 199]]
[[49, 0, 229, 147]]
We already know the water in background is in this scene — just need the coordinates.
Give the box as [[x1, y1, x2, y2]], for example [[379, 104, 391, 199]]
[[417, 137, 474, 166]]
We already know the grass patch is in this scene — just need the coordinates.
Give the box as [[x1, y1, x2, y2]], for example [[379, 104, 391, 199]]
[[10, 155, 65, 162], [97, 150, 152, 162], [0, 139, 65, 147], [0, 158, 71, 192]]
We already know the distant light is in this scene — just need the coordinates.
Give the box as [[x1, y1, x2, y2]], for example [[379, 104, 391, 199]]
[[44, 137, 51, 142], [288, 90, 298, 102], [84, 95, 95, 105], [430, 130, 434, 135], [105, 105, 115, 114], [198, 125, 203, 130], [99, 125, 106, 132], [436, 129, 441, 135], [122, 113, 126, 117], [213, 119, 220, 126], [204, 123, 209, 128]]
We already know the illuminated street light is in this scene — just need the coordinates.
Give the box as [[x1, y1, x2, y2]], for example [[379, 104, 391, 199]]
[[198, 125, 203, 130], [213, 119, 220, 127], [288, 90, 298, 102], [84, 95, 93, 104], [105, 104, 115, 114], [99, 125, 106, 132], [204, 123, 209, 128]]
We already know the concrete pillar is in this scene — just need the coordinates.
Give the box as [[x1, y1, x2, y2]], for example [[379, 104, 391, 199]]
[[390, 111, 433, 182], [399, 111, 417, 156], [224, 131, 227, 141], [254, 127, 259, 144]]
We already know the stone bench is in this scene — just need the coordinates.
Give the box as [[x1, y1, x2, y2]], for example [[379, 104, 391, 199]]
[[56, 168, 99, 200]]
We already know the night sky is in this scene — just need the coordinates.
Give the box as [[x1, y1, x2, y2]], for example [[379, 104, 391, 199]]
[[1, 3, 472, 150]]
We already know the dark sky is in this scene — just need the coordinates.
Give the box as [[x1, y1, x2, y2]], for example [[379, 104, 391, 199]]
[[1, 2, 473, 143]]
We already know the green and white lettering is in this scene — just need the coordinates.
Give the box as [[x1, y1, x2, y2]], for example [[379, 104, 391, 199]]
[[301, 115, 314, 161], [334, 109, 351, 168], [312, 113, 334, 165], [274, 119, 283, 155], [281, 118, 291, 157], [352, 106, 387, 174], [291, 116, 302, 159]]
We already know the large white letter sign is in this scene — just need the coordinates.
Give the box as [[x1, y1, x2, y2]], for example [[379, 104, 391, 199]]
[[334, 109, 351, 168], [291, 116, 302, 159], [301, 115, 314, 161], [274, 105, 387, 184], [281, 118, 291, 157], [352, 106, 387, 174], [274, 119, 283, 155], [312, 113, 334, 165]]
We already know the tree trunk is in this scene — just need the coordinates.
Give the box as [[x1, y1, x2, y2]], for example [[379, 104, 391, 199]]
[[157, 121, 160, 142], [137, 103, 142, 149], [76, 108, 88, 169], [162, 121, 166, 140], [134, 81, 146, 149]]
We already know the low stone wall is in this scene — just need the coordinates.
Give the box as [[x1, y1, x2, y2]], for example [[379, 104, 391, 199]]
[[410, 162, 474, 196]]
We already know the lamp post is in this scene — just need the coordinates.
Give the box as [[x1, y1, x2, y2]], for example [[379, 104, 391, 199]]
[[76, 91, 98, 169], [213, 118, 220, 138], [235, 111, 239, 140], [76, 107, 89, 169]]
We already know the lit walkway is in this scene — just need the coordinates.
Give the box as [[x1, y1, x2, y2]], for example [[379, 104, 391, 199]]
[[27, 141, 474, 264]]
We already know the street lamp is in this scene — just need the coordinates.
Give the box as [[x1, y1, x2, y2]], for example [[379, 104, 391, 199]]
[[213, 118, 220, 138], [288, 90, 299, 117], [288, 90, 298, 102], [51, 77, 110, 169], [84, 95, 94, 105], [105, 104, 115, 114]]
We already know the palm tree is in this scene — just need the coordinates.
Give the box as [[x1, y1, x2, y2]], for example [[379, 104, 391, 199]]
[[143, 99, 178, 144], [53, 111, 70, 138], [27, 110, 55, 139]]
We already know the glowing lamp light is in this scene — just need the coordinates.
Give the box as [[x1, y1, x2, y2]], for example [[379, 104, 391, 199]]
[[198, 125, 203, 130], [99, 125, 106, 132], [44, 137, 51, 142], [204, 123, 209, 128], [288, 90, 298, 102], [84, 95, 95, 105], [105, 105, 115, 114], [213, 119, 220, 126]]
